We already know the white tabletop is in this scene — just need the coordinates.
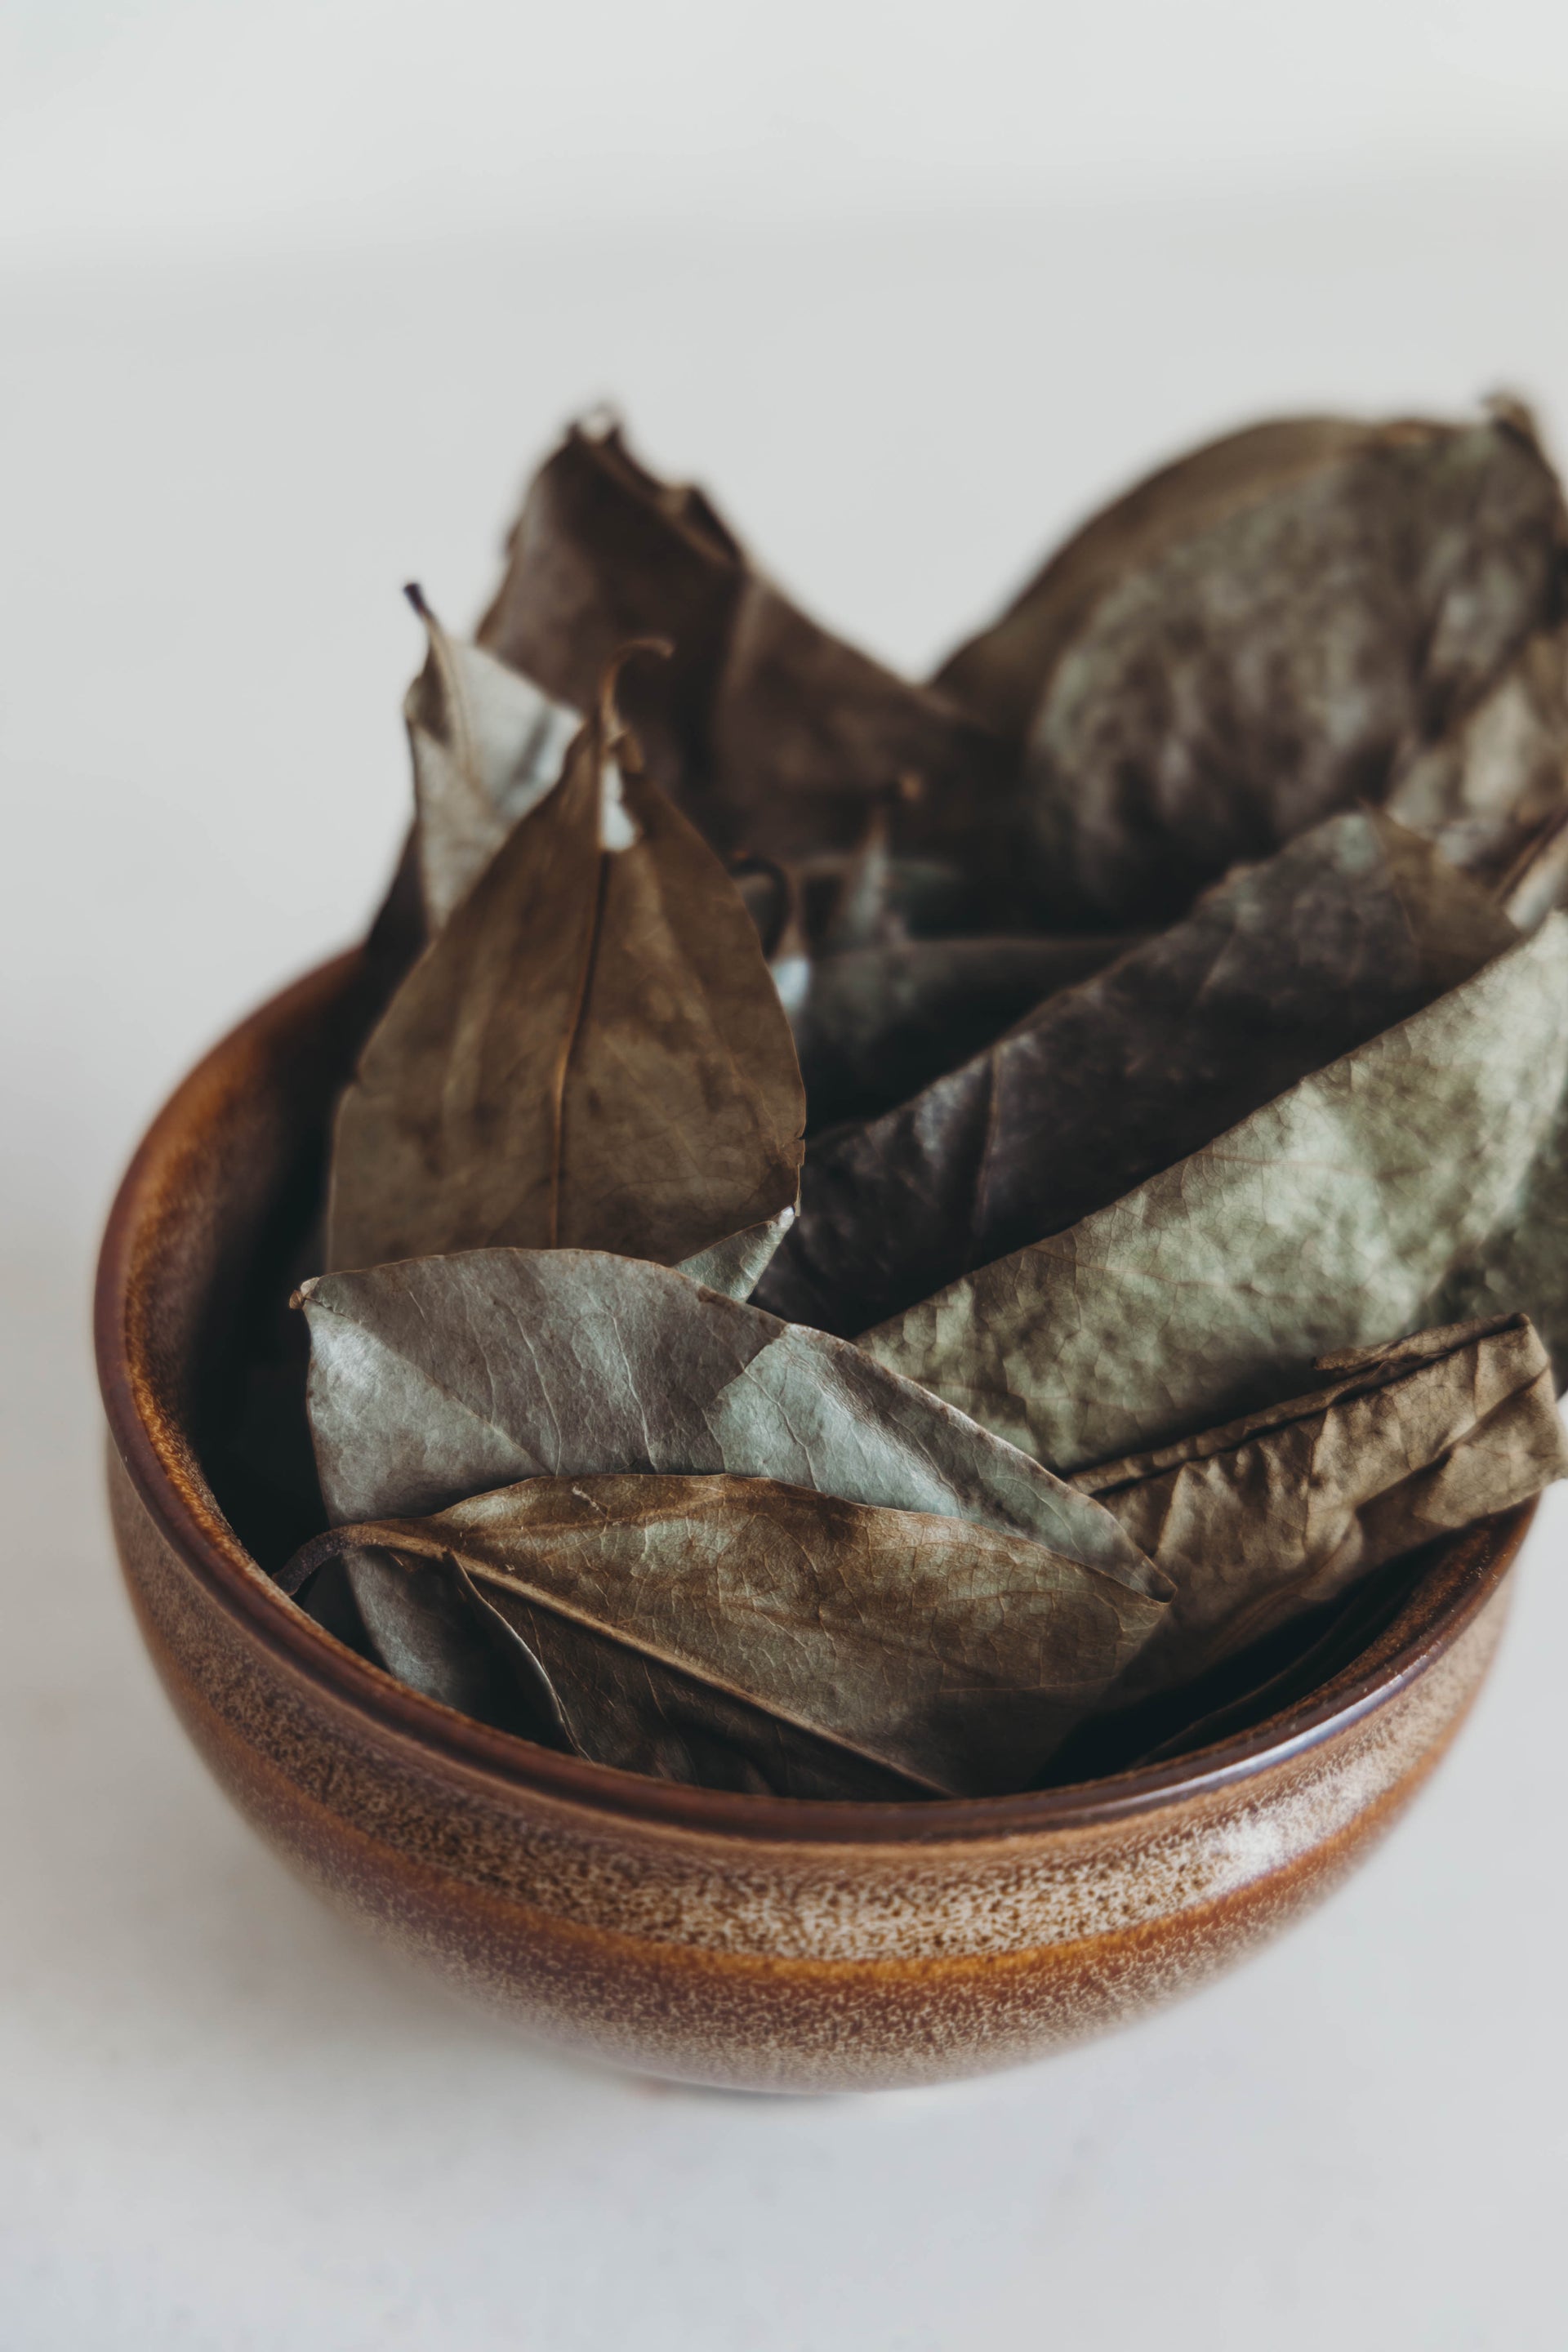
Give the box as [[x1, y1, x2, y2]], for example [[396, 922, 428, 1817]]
[[5, 159, 1567, 2350]]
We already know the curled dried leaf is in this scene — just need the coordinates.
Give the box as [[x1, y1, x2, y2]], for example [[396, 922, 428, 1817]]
[[476, 419, 1014, 871], [295, 1247, 1164, 1592], [402, 585, 579, 931], [762, 813, 1517, 1335], [862, 917, 1568, 1470], [1076, 1314, 1567, 1709], [286, 1473, 1168, 1798]]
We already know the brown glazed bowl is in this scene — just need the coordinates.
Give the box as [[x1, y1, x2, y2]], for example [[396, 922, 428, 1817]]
[[96, 952, 1530, 2093]]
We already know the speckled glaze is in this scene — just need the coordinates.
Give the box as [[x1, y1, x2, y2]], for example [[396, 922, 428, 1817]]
[[96, 955, 1527, 2091]]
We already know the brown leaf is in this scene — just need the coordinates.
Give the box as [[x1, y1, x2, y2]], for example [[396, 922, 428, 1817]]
[[1074, 1314, 1568, 1710], [935, 406, 1568, 921], [760, 812, 1517, 1335], [478, 418, 741, 805], [475, 419, 1015, 873], [284, 1473, 1169, 1798], [325, 684, 806, 1274]]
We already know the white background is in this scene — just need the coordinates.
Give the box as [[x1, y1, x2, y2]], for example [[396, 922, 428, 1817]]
[[4, 6, 1568, 2346]]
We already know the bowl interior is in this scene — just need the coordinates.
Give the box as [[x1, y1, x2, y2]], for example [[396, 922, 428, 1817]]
[[97, 950, 1529, 1841]]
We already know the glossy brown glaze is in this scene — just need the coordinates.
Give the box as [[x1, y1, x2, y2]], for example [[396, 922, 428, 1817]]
[[96, 955, 1529, 2090]]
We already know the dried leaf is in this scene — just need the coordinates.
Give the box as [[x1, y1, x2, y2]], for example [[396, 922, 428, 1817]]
[[862, 915, 1568, 1470], [935, 416, 1383, 737], [285, 1473, 1169, 1797], [791, 932, 1141, 1134], [475, 419, 1013, 869], [479, 417, 741, 804], [761, 813, 1517, 1335], [358, 825, 427, 1021], [1499, 805, 1568, 931], [1075, 1314, 1568, 1709], [816, 800, 906, 953], [294, 1248, 1165, 1593], [1383, 624, 1568, 887], [313, 1533, 933, 1798], [1432, 1063, 1568, 1376], [356, 604, 581, 1009], [325, 688, 805, 1274], [725, 836, 1125, 1130], [402, 585, 579, 931], [675, 1208, 796, 1301], [936, 408, 1568, 921], [320, 1541, 570, 1740]]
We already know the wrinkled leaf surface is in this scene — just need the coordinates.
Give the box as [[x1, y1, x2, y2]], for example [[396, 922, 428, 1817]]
[[938, 409, 1568, 920], [1076, 1313, 1567, 1707], [327, 698, 805, 1273], [475, 420, 1014, 870], [296, 1247, 1163, 1591], [287, 1473, 1168, 1797], [675, 1208, 796, 1301], [791, 932, 1141, 1134], [763, 813, 1516, 1334], [862, 916, 1568, 1468]]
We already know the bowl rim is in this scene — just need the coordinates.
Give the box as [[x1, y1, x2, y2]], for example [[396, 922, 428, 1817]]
[[95, 950, 1531, 1850]]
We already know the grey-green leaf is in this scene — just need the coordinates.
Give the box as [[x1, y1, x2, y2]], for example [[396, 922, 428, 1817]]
[[403, 588, 579, 932], [295, 1248, 1164, 1594], [936, 408, 1568, 922], [1383, 625, 1568, 889], [760, 812, 1517, 1335], [862, 916, 1568, 1470], [675, 1209, 796, 1300]]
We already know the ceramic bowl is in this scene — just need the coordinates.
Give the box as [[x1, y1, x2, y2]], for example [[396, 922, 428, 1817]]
[[96, 952, 1529, 2092]]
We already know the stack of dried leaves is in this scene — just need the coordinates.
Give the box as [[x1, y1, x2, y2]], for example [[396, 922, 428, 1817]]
[[270, 399, 1568, 1801]]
